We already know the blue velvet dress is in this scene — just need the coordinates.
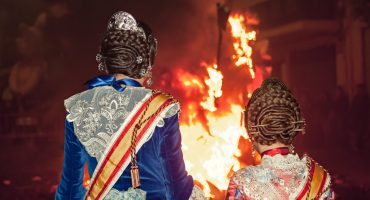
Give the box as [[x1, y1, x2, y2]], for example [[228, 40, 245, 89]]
[[55, 76, 194, 200]]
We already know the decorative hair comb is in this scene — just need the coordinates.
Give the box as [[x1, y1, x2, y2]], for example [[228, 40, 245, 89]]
[[250, 120, 306, 128], [107, 11, 146, 39], [248, 120, 306, 135]]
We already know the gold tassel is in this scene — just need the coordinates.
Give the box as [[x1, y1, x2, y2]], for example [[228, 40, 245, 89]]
[[131, 166, 140, 188]]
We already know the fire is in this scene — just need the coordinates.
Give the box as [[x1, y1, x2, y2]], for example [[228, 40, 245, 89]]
[[179, 62, 247, 198], [177, 12, 271, 199], [228, 13, 258, 79], [200, 63, 223, 112], [181, 105, 247, 197]]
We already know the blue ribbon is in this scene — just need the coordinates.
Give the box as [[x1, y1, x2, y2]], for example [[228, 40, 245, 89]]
[[86, 75, 142, 92]]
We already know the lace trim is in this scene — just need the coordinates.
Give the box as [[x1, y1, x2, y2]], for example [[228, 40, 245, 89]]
[[64, 86, 180, 159], [104, 185, 205, 200], [319, 164, 333, 200], [189, 186, 206, 200], [104, 188, 146, 200], [261, 154, 303, 169]]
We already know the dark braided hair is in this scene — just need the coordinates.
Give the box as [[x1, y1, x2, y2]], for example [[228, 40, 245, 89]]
[[99, 29, 151, 78], [245, 78, 305, 145]]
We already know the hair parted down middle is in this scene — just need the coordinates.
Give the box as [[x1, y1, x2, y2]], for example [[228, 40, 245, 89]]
[[99, 29, 151, 79], [245, 78, 305, 145]]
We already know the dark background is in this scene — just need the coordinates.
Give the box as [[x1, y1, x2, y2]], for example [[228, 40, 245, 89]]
[[1, 0, 370, 199]]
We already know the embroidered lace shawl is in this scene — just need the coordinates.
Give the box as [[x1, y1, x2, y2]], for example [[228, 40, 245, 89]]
[[64, 86, 179, 160], [229, 154, 332, 200]]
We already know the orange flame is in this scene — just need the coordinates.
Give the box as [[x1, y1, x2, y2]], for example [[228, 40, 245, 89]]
[[228, 14, 257, 79], [200, 63, 223, 112], [181, 104, 248, 198], [179, 63, 248, 198], [178, 12, 271, 198]]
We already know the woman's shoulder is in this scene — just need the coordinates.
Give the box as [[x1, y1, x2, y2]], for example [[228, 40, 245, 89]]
[[231, 165, 264, 185], [302, 154, 331, 177], [303, 155, 333, 193], [150, 90, 181, 122], [228, 165, 275, 199], [145, 89, 181, 119], [64, 86, 180, 123], [64, 86, 151, 109]]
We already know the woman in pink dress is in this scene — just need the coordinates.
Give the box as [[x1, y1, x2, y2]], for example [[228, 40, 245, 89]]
[[226, 78, 334, 200]]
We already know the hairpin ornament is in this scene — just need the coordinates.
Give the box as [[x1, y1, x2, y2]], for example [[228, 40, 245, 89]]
[[96, 53, 107, 71], [290, 120, 306, 124], [107, 11, 146, 39], [250, 120, 306, 128]]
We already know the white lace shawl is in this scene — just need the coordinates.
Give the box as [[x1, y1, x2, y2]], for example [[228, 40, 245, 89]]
[[64, 86, 179, 160]]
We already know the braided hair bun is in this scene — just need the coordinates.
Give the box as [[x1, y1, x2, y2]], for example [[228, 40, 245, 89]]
[[245, 78, 305, 145], [98, 12, 157, 79], [100, 29, 151, 78]]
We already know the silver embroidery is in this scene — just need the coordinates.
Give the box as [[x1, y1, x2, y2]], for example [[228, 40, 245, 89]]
[[104, 187, 146, 200], [188, 186, 206, 200], [319, 169, 333, 200], [104, 185, 204, 200], [64, 86, 180, 160], [231, 154, 312, 200]]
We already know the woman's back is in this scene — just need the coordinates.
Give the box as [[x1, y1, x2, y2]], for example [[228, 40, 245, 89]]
[[227, 78, 334, 200], [55, 11, 204, 200], [57, 85, 196, 199], [229, 154, 332, 199]]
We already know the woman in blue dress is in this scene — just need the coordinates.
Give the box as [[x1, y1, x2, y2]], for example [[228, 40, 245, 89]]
[[55, 11, 204, 200]]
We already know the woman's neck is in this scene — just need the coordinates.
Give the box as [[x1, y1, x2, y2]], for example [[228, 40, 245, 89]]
[[113, 73, 145, 85], [255, 142, 289, 154]]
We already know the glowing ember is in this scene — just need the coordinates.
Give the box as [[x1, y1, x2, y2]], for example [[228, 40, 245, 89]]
[[228, 13, 258, 79]]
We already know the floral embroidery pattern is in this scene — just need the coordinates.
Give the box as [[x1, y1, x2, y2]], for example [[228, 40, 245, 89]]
[[230, 154, 332, 200], [65, 86, 179, 160], [189, 186, 206, 200]]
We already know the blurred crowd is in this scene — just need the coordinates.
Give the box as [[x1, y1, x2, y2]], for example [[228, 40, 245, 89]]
[[295, 84, 370, 153]]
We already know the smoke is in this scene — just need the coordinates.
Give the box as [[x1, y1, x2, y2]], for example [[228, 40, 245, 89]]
[[154, 0, 220, 70], [15, 13, 47, 59], [151, 1, 224, 92], [15, 3, 69, 59], [10, 2, 69, 87], [48, 3, 69, 19]]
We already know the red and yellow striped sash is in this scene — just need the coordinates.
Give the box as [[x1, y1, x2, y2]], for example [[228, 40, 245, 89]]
[[297, 157, 328, 200], [85, 92, 176, 200]]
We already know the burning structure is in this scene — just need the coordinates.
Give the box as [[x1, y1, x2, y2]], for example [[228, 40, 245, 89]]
[[157, 7, 272, 199], [1, 0, 370, 199]]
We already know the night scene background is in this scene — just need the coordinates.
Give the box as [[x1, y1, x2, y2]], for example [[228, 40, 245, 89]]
[[1, 0, 370, 199]]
